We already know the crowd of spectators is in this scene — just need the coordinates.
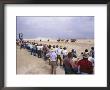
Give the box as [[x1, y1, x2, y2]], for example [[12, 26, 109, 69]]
[[16, 40, 94, 74]]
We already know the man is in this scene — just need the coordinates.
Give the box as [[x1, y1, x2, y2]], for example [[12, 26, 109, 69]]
[[46, 47, 51, 65], [77, 52, 84, 60], [57, 46, 63, 66], [55, 45, 59, 54], [43, 44, 48, 60], [88, 47, 94, 66], [50, 48, 57, 74], [37, 44, 42, 58], [77, 51, 93, 74], [37, 44, 40, 58], [88, 56, 94, 66], [29, 43, 33, 54], [63, 52, 76, 74], [62, 47, 68, 59], [89, 47, 94, 58], [20, 41, 24, 49], [71, 49, 77, 58], [33, 44, 37, 56], [52, 45, 56, 52]]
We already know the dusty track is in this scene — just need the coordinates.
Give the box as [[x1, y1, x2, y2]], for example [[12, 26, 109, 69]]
[[16, 46, 65, 74]]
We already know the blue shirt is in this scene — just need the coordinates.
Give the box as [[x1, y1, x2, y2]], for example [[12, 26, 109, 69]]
[[50, 51, 57, 61]]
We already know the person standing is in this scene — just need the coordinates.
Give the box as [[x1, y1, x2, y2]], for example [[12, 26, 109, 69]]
[[71, 49, 77, 58], [46, 47, 51, 65], [49, 48, 57, 74], [77, 52, 93, 74], [43, 44, 47, 60], [62, 47, 68, 59], [89, 47, 94, 58], [33, 44, 37, 56], [20, 41, 24, 49], [77, 52, 84, 61], [57, 46, 63, 66], [37, 44, 41, 58], [29, 43, 33, 55], [55, 45, 59, 54], [63, 52, 74, 74], [37, 44, 43, 58]]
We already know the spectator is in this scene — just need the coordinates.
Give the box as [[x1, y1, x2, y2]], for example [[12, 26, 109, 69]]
[[78, 52, 84, 60], [89, 47, 94, 58], [88, 56, 94, 66], [46, 47, 51, 65], [71, 49, 77, 58], [57, 46, 63, 66], [20, 41, 24, 49], [43, 44, 49, 60], [62, 47, 68, 59], [33, 44, 37, 56], [77, 52, 93, 74], [55, 45, 59, 54], [63, 52, 74, 74], [49, 48, 57, 74], [28, 43, 33, 54], [48, 45, 51, 49], [37, 44, 43, 58], [30, 43, 34, 55]]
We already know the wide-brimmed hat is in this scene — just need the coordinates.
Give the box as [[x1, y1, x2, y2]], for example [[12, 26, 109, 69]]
[[51, 48, 55, 52], [83, 52, 89, 58], [63, 47, 67, 49], [60, 46, 62, 48]]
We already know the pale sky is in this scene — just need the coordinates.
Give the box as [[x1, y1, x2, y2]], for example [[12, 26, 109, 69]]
[[16, 16, 94, 39]]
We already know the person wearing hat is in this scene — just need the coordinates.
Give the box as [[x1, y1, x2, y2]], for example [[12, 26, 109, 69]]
[[77, 50, 93, 74], [88, 47, 94, 67], [89, 47, 94, 58], [77, 52, 84, 61], [62, 47, 68, 59], [57, 46, 63, 66], [71, 49, 77, 58], [55, 45, 59, 54], [49, 48, 57, 74]]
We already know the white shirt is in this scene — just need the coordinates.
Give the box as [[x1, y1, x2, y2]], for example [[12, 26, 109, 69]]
[[50, 51, 57, 61], [88, 56, 94, 66], [37, 46, 43, 50], [78, 54, 83, 60], [37, 46, 40, 50], [57, 48, 62, 55], [29, 44, 33, 49], [55, 48, 58, 54], [62, 50, 68, 56], [40, 46, 43, 50]]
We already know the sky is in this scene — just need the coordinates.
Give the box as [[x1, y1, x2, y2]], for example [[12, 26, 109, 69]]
[[16, 16, 94, 39]]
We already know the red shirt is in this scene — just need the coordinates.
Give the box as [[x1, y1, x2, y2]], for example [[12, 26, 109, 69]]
[[77, 59, 93, 74]]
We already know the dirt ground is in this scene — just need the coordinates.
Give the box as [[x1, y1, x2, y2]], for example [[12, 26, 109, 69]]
[[16, 46, 65, 74]]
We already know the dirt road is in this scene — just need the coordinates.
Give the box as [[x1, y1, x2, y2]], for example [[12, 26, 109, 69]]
[[16, 46, 65, 74]]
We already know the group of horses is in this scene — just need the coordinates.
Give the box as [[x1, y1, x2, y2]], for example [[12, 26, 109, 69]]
[[39, 39, 76, 42], [16, 39, 77, 44], [57, 39, 76, 42]]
